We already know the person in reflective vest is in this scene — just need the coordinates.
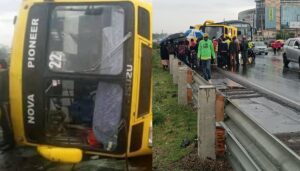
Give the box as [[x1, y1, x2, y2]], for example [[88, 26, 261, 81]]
[[197, 33, 215, 83]]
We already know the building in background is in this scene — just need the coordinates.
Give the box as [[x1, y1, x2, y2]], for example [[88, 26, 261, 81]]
[[255, 0, 266, 32], [238, 8, 256, 29], [254, 0, 300, 38], [281, 0, 300, 29]]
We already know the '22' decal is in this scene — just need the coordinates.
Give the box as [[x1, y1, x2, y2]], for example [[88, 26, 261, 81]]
[[49, 51, 64, 70]]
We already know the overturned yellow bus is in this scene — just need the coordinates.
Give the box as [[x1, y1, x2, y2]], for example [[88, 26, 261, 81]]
[[7, 0, 152, 163]]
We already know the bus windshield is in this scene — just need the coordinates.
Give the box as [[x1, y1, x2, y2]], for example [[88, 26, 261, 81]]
[[204, 26, 223, 39]]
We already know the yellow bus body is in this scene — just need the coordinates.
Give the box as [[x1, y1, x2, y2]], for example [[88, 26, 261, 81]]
[[10, 0, 152, 163]]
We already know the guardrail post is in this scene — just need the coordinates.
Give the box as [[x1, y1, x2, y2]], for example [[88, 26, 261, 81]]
[[216, 93, 225, 122], [178, 66, 188, 105], [172, 59, 181, 85], [198, 85, 216, 160], [215, 93, 225, 157], [169, 54, 174, 75], [187, 69, 193, 104]]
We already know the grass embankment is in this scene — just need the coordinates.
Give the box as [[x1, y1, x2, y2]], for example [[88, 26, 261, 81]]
[[152, 49, 232, 171], [152, 49, 197, 170]]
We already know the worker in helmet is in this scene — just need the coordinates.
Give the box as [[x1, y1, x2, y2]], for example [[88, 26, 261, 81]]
[[197, 33, 215, 83]]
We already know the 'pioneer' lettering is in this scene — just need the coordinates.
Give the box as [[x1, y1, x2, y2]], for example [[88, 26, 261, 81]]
[[27, 94, 35, 124], [27, 18, 39, 69]]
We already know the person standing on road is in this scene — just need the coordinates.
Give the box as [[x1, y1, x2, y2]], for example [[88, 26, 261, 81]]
[[167, 41, 175, 55], [213, 37, 219, 65], [160, 42, 169, 70], [197, 33, 215, 83], [225, 37, 231, 47], [235, 37, 241, 66], [240, 36, 249, 66], [177, 41, 186, 63], [229, 36, 239, 67], [272, 41, 281, 55], [195, 37, 202, 70], [189, 39, 197, 69], [218, 36, 229, 68]]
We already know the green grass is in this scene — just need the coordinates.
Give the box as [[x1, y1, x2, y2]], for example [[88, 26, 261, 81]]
[[152, 49, 197, 170]]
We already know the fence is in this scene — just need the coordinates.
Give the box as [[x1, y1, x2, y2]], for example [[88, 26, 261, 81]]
[[169, 55, 300, 170]]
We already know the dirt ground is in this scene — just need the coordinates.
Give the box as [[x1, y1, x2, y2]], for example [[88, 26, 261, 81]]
[[178, 150, 232, 171]]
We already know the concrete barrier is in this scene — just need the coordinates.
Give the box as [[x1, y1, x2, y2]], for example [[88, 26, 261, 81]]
[[178, 66, 188, 105], [172, 59, 181, 85], [169, 55, 175, 75], [198, 85, 216, 160]]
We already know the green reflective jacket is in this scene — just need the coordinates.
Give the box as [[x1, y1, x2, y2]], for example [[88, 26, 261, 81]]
[[197, 39, 215, 60]]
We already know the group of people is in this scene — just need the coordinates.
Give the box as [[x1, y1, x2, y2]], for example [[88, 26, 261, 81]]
[[271, 41, 283, 55], [159, 38, 198, 70], [160, 33, 252, 83], [216, 35, 252, 69]]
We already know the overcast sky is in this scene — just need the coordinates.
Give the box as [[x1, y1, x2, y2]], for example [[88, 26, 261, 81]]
[[153, 0, 255, 34], [0, 0, 255, 46]]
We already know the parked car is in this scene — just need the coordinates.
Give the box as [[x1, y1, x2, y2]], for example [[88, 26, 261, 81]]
[[283, 38, 300, 68], [253, 41, 268, 55]]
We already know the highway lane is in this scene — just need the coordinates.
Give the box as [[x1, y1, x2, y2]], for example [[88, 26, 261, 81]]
[[232, 50, 300, 103]]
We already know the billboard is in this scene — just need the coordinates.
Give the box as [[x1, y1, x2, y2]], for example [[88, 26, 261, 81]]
[[281, 5, 300, 28], [290, 22, 300, 28], [265, 7, 276, 29]]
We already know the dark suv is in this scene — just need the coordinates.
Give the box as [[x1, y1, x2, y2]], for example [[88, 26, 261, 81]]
[[283, 38, 300, 68]]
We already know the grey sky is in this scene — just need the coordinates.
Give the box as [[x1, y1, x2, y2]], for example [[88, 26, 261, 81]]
[[153, 0, 255, 33], [0, 0, 255, 46], [0, 0, 21, 46]]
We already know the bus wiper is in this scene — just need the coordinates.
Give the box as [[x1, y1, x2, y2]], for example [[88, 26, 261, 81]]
[[83, 32, 132, 72]]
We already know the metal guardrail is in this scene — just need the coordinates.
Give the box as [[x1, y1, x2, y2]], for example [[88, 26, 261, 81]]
[[217, 68, 300, 112], [222, 101, 300, 171], [174, 60, 300, 170], [190, 69, 209, 108]]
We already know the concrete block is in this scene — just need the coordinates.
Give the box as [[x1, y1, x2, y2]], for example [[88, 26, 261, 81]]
[[169, 55, 174, 75], [216, 93, 225, 122], [178, 66, 188, 105], [172, 59, 181, 85], [198, 85, 216, 160]]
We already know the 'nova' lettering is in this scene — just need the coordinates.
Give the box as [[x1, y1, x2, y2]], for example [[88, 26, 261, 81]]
[[27, 94, 35, 124]]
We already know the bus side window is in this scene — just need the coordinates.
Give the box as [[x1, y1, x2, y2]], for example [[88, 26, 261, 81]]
[[138, 44, 152, 117], [138, 7, 150, 39], [225, 28, 228, 35], [0, 70, 8, 102]]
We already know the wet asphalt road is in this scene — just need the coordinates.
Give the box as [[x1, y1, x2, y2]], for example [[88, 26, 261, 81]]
[[214, 50, 300, 155], [232, 50, 300, 103]]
